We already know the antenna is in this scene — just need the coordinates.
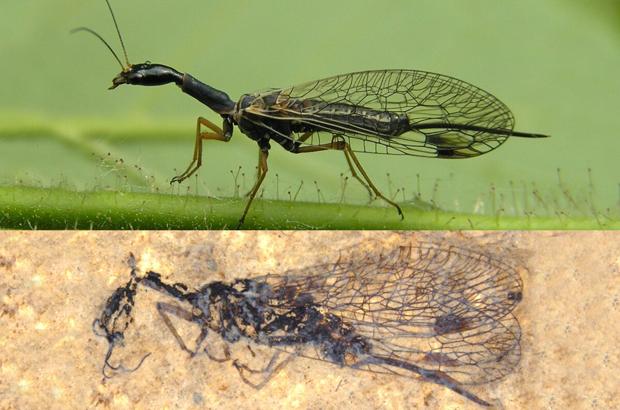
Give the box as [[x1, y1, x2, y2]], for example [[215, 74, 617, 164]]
[[104, 0, 130, 66], [71, 27, 124, 69]]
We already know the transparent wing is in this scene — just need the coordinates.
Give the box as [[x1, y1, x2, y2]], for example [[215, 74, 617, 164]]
[[243, 70, 518, 158], [259, 242, 523, 385]]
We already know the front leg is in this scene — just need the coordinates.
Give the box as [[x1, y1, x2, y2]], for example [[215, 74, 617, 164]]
[[170, 116, 232, 184]]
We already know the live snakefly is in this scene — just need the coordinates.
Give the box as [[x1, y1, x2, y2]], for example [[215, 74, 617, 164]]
[[94, 243, 523, 407], [74, 1, 549, 226]]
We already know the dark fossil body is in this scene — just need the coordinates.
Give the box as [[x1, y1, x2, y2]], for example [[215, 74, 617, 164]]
[[94, 242, 523, 407]]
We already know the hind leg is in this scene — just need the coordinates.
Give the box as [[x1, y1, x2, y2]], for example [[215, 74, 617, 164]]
[[295, 135, 403, 218]]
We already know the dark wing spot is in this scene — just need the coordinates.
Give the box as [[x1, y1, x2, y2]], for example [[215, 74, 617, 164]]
[[507, 291, 523, 302], [434, 312, 468, 335], [436, 148, 456, 158]]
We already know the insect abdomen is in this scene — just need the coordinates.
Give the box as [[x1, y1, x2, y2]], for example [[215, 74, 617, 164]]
[[284, 99, 410, 137]]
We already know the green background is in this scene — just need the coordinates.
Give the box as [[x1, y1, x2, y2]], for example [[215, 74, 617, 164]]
[[0, 0, 619, 228]]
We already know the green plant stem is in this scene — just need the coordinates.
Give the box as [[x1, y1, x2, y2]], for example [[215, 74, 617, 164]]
[[0, 186, 614, 229]]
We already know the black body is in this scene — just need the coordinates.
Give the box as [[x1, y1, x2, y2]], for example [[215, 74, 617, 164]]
[[111, 63, 548, 158]]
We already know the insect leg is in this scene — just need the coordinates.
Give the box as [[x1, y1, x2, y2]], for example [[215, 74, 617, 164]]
[[294, 132, 375, 199], [244, 148, 264, 198], [294, 138, 371, 196], [156, 301, 207, 357], [237, 148, 269, 227], [100, 340, 151, 379], [341, 140, 404, 219], [341, 145, 375, 199], [170, 117, 230, 184], [295, 136, 403, 218], [296, 131, 314, 143], [232, 350, 294, 389], [204, 342, 231, 363]]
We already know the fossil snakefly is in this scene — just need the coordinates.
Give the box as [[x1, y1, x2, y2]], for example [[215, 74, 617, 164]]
[[95, 242, 523, 407]]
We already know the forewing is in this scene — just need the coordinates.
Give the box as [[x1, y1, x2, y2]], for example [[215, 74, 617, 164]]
[[244, 70, 516, 158], [260, 241, 523, 384]]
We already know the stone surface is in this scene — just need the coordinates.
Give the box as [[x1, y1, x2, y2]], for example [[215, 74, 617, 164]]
[[0, 232, 617, 409]]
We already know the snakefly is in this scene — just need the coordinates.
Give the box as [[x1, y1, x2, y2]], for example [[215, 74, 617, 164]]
[[74, 1, 549, 227], [96, 242, 523, 407]]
